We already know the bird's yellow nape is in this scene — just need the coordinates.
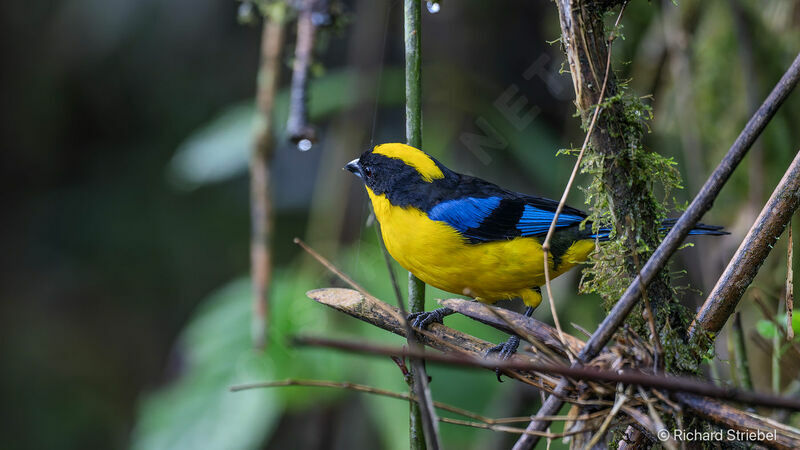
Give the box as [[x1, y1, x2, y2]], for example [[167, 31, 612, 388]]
[[373, 143, 444, 182]]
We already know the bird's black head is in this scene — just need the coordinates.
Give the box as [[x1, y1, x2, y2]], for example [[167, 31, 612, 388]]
[[344, 143, 450, 199]]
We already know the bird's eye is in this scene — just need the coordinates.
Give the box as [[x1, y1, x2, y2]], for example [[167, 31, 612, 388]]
[[364, 167, 372, 178]]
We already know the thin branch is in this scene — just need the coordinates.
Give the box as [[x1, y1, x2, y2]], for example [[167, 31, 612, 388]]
[[286, 0, 322, 146], [230, 378, 490, 424], [516, 51, 800, 449], [773, 300, 782, 395], [250, 13, 286, 349], [676, 392, 800, 450], [788, 221, 794, 340], [402, 0, 438, 447], [730, 312, 753, 391], [301, 251, 800, 445], [439, 298, 589, 358], [438, 417, 633, 439], [586, 384, 630, 448], [292, 331, 800, 411], [230, 378, 622, 438], [305, 288, 560, 390], [541, 1, 628, 354], [619, 405, 676, 449], [632, 242, 663, 373], [637, 388, 675, 450], [294, 237, 373, 298], [690, 149, 800, 336]]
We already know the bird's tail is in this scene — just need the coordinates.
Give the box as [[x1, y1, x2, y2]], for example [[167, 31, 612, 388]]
[[586, 218, 728, 242]]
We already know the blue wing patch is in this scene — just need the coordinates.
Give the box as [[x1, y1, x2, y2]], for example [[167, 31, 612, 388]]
[[516, 205, 584, 236], [428, 196, 502, 233]]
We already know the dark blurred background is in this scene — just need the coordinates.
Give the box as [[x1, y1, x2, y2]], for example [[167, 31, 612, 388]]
[[1, 0, 798, 449]]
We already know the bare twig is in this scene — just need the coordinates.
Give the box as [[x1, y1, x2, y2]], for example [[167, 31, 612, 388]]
[[439, 298, 589, 358], [294, 237, 373, 298], [638, 388, 676, 450], [773, 300, 782, 395], [250, 13, 286, 349], [690, 149, 800, 336], [306, 288, 559, 388], [293, 325, 800, 410], [619, 405, 677, 450], [586, 384, 630, 448], [730, 312, 753, 391], [517, 51, 800, 449], [541, 2, 628, 353], [230, 378, 621, 438], [632, 243, 663, 373], [438, 417, 633, 439], [676, 392, 800, 450], [230, 378, 490, 424], [788, 221, 794, 340], [286, 0, 321, 146]]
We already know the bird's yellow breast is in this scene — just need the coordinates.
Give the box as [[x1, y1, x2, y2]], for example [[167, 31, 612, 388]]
[[367, 189, 595, 307]]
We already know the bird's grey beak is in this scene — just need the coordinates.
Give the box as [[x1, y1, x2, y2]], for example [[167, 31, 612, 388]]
[[344, 158, 362, 178]]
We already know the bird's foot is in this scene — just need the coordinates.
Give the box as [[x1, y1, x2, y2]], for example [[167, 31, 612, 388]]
[[485, 335, 521, 382], [408, 307, 454, 329]]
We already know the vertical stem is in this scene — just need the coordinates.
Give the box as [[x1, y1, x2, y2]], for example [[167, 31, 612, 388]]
[[408, 275, 425, 317], [773, 301, 781, 395], [707, 353, 722, 386], [787, 221, 794, 340], [250, 13, 285, 349], [730, 312, 753, 390], [404, 0, 422, 151], [404, 2, 433, 449], [286, 0, 317, 145], [404, 0, 425, 328]]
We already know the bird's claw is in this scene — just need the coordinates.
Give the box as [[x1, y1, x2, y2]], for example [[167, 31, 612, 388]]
[[408, 307, 452, 329], [485, 335, 521, 382]]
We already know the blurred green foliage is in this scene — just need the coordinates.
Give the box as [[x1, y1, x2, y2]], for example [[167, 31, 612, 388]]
[[4, 0, 800, 449]]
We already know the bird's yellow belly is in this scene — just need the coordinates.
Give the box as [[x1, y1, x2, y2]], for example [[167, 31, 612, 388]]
[[367, 189, 595, 307]]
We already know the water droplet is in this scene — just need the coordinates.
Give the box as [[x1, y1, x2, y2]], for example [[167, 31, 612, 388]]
[[426, 1, 440, 13], [297, 139, 313, 151]]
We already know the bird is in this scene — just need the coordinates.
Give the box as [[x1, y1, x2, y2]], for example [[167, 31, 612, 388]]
[[345, 143, 726, 371]]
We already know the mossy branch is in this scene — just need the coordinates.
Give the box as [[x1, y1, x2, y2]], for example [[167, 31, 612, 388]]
[[515, 7, 800, 450]]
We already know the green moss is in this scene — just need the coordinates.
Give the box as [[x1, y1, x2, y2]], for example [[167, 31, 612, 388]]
[[566, 66, 703, 373]]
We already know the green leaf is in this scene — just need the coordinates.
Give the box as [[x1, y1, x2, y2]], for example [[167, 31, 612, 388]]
[[167, 68, 403, 189], [130, 279, 280, 450], [169, 103, 255, 189], [756, 319, 778, 339]]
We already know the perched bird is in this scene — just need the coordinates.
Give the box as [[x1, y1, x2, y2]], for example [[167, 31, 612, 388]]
[[345, 143, 726, 367]]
